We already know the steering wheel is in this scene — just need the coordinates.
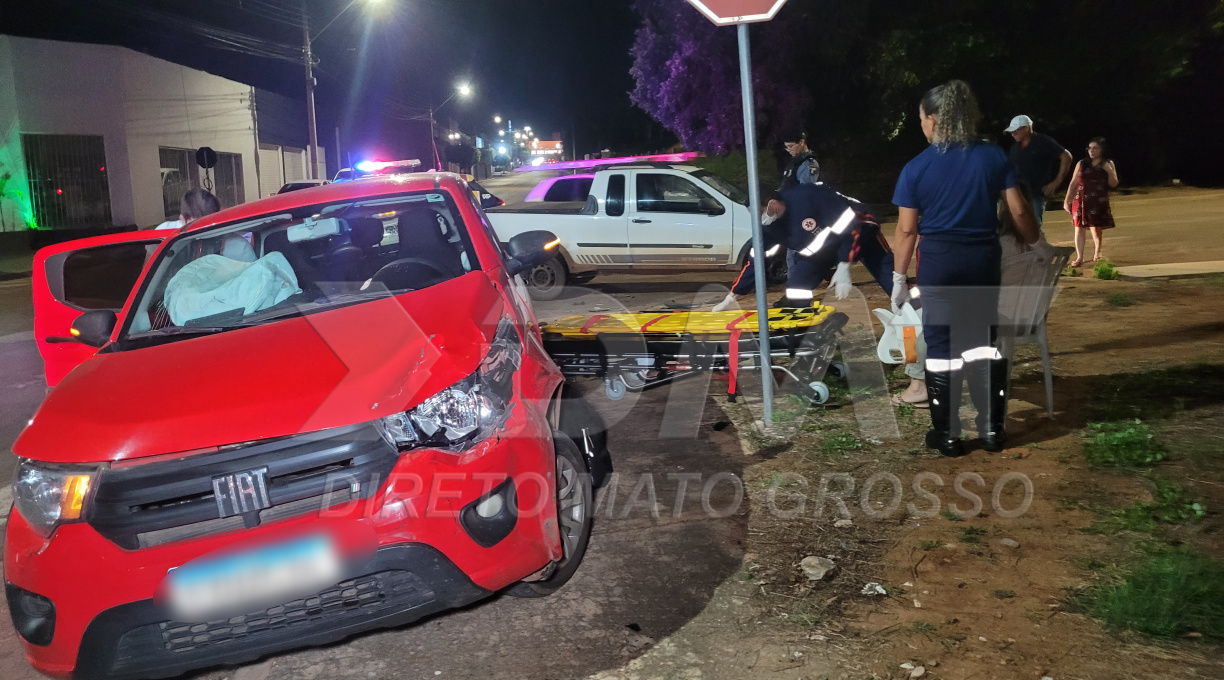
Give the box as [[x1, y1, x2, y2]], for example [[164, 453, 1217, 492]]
[[369, 257, 453, 290]]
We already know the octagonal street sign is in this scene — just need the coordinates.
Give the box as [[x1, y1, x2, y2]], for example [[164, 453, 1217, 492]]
[[686, 0, 788, 25]]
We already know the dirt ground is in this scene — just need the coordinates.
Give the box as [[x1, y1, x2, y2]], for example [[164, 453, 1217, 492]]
[[565, 225, 1224, 678]]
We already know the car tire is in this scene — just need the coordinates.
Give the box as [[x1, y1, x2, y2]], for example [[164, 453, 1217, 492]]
[[557, 386, 613, 489], [524, 257, 567, 301], [505, 433, 594, 598]]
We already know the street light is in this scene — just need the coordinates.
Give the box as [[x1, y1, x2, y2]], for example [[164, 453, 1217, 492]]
[[524, 126, 532, 133], [430, 82, 473, 170], [493, 115, 502, 124], [303, 0, 390, 179], [498, 130, 505, 136]]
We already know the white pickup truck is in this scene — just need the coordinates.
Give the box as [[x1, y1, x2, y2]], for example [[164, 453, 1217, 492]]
[[487, 162, 780, 299]]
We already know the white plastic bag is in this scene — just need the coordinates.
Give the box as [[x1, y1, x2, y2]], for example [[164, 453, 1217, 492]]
[[165, 252, 300, 326], [873, 301, 926, 366]]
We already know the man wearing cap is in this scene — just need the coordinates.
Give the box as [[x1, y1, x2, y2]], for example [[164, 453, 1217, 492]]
[[1005, 115, 1073, 226]]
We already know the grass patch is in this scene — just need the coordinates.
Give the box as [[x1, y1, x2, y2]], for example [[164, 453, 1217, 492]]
[[1094, 258, 1119, 280], [959, 526, 987, 543], [1082, 420, 1165, 468], [920, 540, 942, 551], [911, 621, 937, 634], [1062, 265, 1083, 277], [1087, 365, 1224, 421], [1106, 292, 1136, 307], [941, 509, 964, 522], [1084, 548, 1224, 638], [819, 432, 864, 456], [1093, 477, 1207, 534], [993, 589, 1016, 599]]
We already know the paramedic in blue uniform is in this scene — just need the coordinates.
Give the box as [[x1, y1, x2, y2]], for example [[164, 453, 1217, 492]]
[[712, 181, 895, 311], [891, 80, 1040, 457]]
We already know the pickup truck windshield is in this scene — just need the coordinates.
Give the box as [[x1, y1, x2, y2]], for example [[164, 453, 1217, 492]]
[[120, 190, 478, 344], [691, 170, 748, 206]]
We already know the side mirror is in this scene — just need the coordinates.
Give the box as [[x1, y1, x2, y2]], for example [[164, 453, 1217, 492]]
[[480, 193, 505, 209], [698, 197, 725, 215], [70, 310, 118, 348], [505, 230, 561, 277]]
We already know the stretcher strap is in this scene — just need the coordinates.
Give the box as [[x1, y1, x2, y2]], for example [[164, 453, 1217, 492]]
[[579, 314, 610, 334], [725, 312, 753, 399], [638, 314, 669, 332]]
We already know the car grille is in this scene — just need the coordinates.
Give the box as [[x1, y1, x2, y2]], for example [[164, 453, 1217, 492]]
[[88, 424, 399, 550], [111, 570, 434, 671]]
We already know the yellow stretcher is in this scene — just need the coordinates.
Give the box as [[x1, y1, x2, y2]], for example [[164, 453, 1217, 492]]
[[539, 306, 849, 403]]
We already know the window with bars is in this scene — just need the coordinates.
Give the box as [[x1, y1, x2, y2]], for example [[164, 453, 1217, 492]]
[[22, 134, 112, 230], [159, 147, 199, 220], [213, 152, 245, 209]]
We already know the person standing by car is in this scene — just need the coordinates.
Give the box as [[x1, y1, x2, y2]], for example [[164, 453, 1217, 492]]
[[155, 188, 221, 230], [892, 81, 1040, 457], [1005, 115, 1072, 226], [1063, 137, 1119, 266]]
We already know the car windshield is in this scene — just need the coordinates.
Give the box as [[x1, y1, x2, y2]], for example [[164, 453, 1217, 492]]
[[692, 170, 748, 206], [120, 190, 478, 345]]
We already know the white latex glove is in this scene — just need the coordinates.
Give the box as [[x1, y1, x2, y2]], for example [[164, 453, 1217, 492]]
[[760, 211, 778, 226], [831, 262, 852, 300], [890, 271, 909, 312], [711, 292, 739, 313]]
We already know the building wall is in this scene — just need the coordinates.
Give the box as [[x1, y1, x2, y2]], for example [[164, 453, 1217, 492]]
[[0, 36, 270, 230], [119, 48, 259, 226]]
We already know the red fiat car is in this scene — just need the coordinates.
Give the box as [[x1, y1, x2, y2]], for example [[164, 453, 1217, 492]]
[[7, 174, 610, 679]]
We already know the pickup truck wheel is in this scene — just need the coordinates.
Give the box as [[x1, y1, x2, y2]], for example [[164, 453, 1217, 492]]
[[506, 433, 594, 598], [524, 257, 566, 301]]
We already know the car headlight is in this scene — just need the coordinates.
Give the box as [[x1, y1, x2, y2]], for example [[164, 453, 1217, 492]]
[[12, 461, 98, 538], [376, 316, 522, 453]]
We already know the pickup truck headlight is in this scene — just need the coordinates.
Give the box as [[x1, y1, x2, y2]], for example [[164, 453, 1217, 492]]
[[12, 461, 98, 538], [376, 317, 522, 453]]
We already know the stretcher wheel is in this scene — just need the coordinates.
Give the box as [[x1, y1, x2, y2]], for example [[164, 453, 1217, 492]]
[[807, 381, 830, 405], [604, 377, 627, 401], [829, 361, 848, 379], [621, 370, 648, 391]]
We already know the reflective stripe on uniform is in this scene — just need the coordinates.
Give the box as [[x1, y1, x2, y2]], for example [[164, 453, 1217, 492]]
[[961, 346, 1002, 362], [797, 207, 855, 257], [925, 357, 964, 372], [909, 286, 921, 299], [785, 288, 814, 300]]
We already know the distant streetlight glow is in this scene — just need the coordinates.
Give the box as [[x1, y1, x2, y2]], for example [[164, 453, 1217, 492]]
[[457, 82, 472, 97], [498, 130, 505, 136], [494, 115, 502, 124], [498, 146, 507, 155], [524, 126, 532, 133]]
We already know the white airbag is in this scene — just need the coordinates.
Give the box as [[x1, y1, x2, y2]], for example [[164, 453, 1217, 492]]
[[165, 252, 300, 326]]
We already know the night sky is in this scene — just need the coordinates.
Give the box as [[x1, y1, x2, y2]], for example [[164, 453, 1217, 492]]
[[1, 0, 670, 156]]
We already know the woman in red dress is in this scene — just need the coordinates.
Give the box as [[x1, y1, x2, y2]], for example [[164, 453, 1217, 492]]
[[1063, 137, 1119, 266]]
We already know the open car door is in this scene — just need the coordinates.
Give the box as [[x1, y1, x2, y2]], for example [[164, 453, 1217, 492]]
[[33, 230, 168, 387]]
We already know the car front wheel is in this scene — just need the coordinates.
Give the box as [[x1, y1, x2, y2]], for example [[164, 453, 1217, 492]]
[[506, 433, 594, 597], [524, 257, 566, 301]]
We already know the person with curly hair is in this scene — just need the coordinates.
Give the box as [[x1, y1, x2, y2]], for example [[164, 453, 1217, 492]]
[[891, 80, 1040, 457], [1063, 137, 1119, 266]]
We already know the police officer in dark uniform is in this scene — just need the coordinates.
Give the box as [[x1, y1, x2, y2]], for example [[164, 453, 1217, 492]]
[[891, 80, 1040, 457], [770, 130, 820, 276], [712, 181, 895, 311]]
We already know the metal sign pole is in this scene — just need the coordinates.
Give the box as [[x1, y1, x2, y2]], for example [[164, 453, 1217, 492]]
[[737, 23, 774, 424]]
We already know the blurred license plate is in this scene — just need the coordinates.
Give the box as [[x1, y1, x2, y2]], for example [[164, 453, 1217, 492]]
[[166, 535, 341, 622]]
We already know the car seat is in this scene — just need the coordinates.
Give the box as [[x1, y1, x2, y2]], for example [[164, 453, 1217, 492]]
[[394, 207, 466, 278]]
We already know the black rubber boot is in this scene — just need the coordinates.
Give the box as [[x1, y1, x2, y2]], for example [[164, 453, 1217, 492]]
[[925, 369, 966, 457], [969, 358, 1011, 452]]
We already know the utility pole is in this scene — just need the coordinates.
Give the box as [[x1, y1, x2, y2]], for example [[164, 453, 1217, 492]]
[[429, 106, 442, 170], [302, 8, 320, 180]]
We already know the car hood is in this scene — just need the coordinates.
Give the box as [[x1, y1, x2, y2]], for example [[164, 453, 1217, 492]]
[[16, 273, 507, 464]]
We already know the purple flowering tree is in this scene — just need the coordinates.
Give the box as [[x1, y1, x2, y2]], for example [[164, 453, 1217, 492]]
[[629, 0, 807, 153]]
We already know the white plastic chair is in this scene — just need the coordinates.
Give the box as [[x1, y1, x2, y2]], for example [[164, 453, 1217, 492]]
[[997, 245, 1074, 418]]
